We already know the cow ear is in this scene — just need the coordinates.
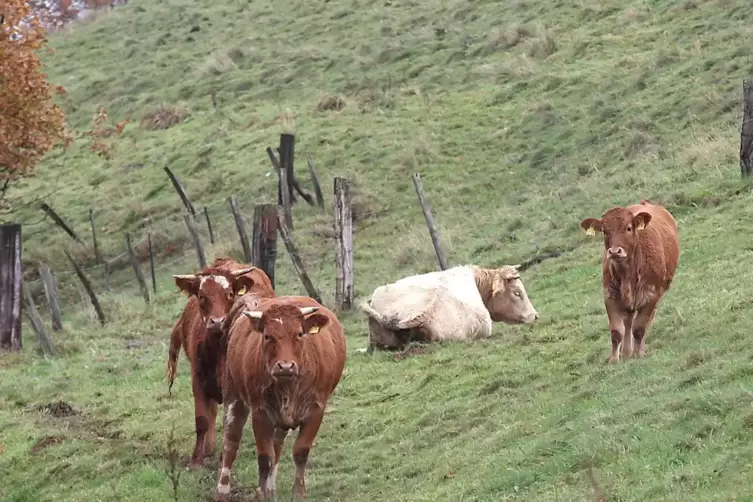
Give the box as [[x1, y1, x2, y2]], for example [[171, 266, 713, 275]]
[[303, 313, 329, 335], [580, 218, 603, 236], [633, 212, 652, 231], [234, 276, 255, 296], [173, 275, 199, 296]]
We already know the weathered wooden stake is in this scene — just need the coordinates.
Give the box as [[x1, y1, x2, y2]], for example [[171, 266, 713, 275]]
[[252, 204, 278, 289], [164, 166, 197, 218], [266, 147, 284, 207], [22, 281, 55, 356], [0, 223, 22, 350], [64, 249, 106, 325], [412, 172, 448, 271], [203, 206, 215, 245], [334, 177, 354, 310], [276, 152, 294, 231], [277, 206, 322, 304], [279, 133, 297, 205], [184, 214, 206, 269], [125, 233, 150, 304], [307, 152, 325, 208], [228, 196, 253, 264], [89, 208, 102, 264], [148, 232, 157, 294], [740, 79, 753, 177], [38, 266, 63, 332], [40, 202, 84, 246]]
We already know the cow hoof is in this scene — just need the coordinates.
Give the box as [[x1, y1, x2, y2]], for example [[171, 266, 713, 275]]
[[608, 357, 620, 365], [186, 460, 203, 470]]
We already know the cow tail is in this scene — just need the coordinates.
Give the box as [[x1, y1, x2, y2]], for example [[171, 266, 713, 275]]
[[359, 301, 423, 330], [166, 322, 182, 396]]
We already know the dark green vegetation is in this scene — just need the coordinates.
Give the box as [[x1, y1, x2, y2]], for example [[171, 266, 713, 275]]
[[2, 0, 753, 500]]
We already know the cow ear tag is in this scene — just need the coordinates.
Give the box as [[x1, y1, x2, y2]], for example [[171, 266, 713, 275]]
[[309, 325, 320, 334], [585, 227, 596, 236]]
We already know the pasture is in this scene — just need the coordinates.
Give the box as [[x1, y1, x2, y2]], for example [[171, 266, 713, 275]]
[[2, 0, 753, 500]]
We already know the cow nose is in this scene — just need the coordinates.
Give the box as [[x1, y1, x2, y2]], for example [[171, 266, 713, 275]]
[[608, 247, 625, 257], [534, 313, 539, 321], [274, 361, 298, 377], [208, 316, 225, 327]]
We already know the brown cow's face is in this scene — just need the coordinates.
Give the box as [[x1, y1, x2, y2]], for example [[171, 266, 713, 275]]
[[581, 208, 652, 262], [243, 304, 329, 381], [486, 266, 539, 324], [174, 267, 256, 335]]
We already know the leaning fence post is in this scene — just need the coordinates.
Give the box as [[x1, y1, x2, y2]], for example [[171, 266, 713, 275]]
[[333, 177, 354, 310], [38, 265, 63, 332], [64, 249, 106, 326], [740, 79, 753, 177], [22, 281, 55, 356], [412, 172, 448, 271], [277, 206, 322, 304], [147, 231, 157, 294], [228, 196, 253, 264], [184, 214, 206, 269], [0, 223, 23, 351], [125, 233, 150, 304]]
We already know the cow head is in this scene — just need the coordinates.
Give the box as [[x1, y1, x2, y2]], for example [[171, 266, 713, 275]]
[[486, 265, 539, 324], [173, 267, 257, 335], [580, 207, 652, 262], [242, 304, 330, 381]]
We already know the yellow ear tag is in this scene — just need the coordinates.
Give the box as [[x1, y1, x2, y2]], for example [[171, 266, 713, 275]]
[[238, 287, 247, 295], [309, 326, 320, 334], [585, 227, 596, 236]]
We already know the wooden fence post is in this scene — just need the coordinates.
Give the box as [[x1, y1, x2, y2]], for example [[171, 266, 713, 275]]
[[40, 202, 85, 246], [276, 206, 322, 304], [228, 196, 253, 264], [412, 172, 448, 271], [125, 233, 150, 304], [203, 206, 215, 245], [22, 281, 55, 356], [64, 249, 106, 326], [306, 152, 325, 208], [184, 214, 206, 269], [38, 266, 63, 332], [277, 153, 294, 231], [741, 79, 753, 177], [251, 204, 278, 289], [147, 232, 157, 294], [334, 177, 354, 310], [0, 223, 22, 351], [164, 166, 197, 218], [89, 208, 102, 264]]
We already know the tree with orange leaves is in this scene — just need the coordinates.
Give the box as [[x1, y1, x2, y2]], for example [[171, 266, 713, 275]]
[[0, 0, 71, 203]]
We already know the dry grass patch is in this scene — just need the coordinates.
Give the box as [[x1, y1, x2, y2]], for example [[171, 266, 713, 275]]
[[139, 104, 189, 131]]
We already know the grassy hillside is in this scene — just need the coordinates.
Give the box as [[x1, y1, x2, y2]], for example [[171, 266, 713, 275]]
[[2, 0, 753, 500]]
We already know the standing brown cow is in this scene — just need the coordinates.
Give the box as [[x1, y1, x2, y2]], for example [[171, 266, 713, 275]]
[[580, 200, 680, 364], [166, 258, 275, 469], [216, 296, 347, 501]]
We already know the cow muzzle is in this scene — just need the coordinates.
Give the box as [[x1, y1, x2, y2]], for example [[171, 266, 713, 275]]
[[607, 247, 627, 260], [206, 316, 226, 333], [272, 361, 299, 380]]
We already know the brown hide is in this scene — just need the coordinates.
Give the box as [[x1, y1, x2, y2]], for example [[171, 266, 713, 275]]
[[166, 257, 275, 469], [581, 200, 680, 363], [217, 296, 347, 501]]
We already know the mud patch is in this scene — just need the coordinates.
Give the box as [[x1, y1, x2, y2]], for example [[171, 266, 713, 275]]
[[36, 401, 78, 418], [393, 344, 427, 361], [31, 435, 64, 453]]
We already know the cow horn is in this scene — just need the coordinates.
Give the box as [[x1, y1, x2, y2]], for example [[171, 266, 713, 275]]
[[230, 267, 256, 276], [243, 310, 263, 319], [511, 264, 522, 270], [299, 307, 319, 316], [173, 274, 196, 280]]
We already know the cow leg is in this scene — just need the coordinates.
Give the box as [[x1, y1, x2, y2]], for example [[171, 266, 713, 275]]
[[268, 428, 288, 496], [216, 399, 249, 502], [621, 312, 635, 359], [189, 378, 211, 469], [605, 300, 629, 364], [250, 411, 276, 501], [204, 399, 219, 459], [292, 406, 326, 500], [632, 296, 661, 358]]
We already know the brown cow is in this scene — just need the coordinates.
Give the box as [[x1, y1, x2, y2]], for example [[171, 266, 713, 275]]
[[216, 296, 347, 501], [166, 258, 275, 469], [580, 200, 680, 364]]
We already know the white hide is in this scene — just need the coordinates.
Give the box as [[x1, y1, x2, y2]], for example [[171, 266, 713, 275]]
[[363, 265, 493, 342]]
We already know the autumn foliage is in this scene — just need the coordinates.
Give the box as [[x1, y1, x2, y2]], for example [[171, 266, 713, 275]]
[[87, 107, 129, 160], [0, 0, 71, 195]]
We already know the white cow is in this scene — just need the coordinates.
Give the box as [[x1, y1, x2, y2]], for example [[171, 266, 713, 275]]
[[359, 264, 539, 351]]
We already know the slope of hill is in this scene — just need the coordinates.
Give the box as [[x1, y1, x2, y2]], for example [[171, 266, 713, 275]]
[[2, 0, 753, 501]]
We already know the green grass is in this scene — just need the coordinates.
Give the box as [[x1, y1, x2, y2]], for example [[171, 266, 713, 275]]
[[2, 0, 753, 500]]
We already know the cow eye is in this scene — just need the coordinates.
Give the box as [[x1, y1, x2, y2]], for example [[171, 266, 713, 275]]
[[298, 331, 305, 338], [264, 335, 271, 342], [627, 225, 633, 232], [514, 291, 522, 298]]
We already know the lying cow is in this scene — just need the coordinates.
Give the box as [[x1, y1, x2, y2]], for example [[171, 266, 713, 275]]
[[580, 200, 680, 363], [216, 296, 347, 501], [359, 264, 539, 351], [166, 257, 275, 469]]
